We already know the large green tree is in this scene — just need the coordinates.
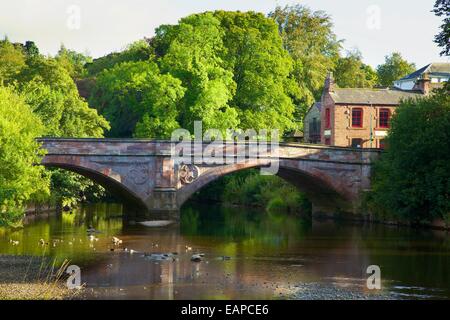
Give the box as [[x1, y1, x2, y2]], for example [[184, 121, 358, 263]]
[[376, 52, 416, 87], [153, 11, 298, 134], [17, 56, 109, 137], [269, 5, 341, 119], [0, 86, 49, 226], [368, 88, 450, 223], [334, 50, 378, 88], [92, 61, 185, 138], [157, 12, 240, 133]]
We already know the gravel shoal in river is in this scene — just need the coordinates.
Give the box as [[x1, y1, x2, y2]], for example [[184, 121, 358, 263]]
[[0, 255, 82, 300]]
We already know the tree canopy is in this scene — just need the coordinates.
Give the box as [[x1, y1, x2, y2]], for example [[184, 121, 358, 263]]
[[0, 86, 49, 226], [376, 52, 416, 87], [334, 50, 378, 88], [269, 5, 341, 119]]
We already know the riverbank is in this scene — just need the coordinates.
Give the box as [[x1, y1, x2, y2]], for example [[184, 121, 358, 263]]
[[314, 211, 450, 232], [0, 255, 82, 300]]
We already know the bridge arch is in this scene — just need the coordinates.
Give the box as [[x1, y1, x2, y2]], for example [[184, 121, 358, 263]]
[[177, 159, 351, 213], [42, 157, 148, 210]]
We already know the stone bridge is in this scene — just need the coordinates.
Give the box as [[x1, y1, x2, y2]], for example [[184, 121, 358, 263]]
[[38, 138, 381, 220]]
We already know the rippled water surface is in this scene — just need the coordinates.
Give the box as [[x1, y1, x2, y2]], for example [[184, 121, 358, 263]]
[[0, 203, 449, 300]]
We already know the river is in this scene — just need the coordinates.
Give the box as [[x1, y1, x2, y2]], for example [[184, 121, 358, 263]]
[[0, 203, 449, 300]]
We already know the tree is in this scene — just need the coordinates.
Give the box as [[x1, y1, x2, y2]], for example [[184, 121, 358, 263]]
[[24, 41, 39, 58], [368, 88, 450, 223], [55, 45, 92, 79], [0, 86, 49, 226], [269, 5, 341, 119], [0, 39, 26, 85], [376, 52, 416, 87], [157, 12, 239, 133], [153, 11, 297, 134], [214, 11, 297, 133], [17, 56, 109, 137], [86, 40, 153, 76], [92, 61, 185, 138], [334, 50, 378, 88], [433, 0, 450, 56]]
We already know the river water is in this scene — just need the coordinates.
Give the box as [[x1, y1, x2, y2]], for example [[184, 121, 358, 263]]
[[0, 203, 449, 300]]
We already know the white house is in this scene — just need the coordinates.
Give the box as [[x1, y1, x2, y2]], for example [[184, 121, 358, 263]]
[[394, 63, 450, 90]]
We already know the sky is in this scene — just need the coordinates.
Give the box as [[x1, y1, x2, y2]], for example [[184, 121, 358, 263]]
[[0, 0, 448, 69]]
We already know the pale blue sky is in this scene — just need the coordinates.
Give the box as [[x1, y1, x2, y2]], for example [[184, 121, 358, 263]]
[[1, 0, 448, 68]]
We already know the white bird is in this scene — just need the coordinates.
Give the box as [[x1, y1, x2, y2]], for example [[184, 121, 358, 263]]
[[112, 237, 122, 245], [190, 254, 204, 262]]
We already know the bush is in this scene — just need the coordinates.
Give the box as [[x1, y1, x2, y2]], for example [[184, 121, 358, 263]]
[[368, 87, 450, 223]]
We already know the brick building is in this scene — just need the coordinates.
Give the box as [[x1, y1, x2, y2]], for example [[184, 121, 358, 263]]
[[319, 63, 450, 149]]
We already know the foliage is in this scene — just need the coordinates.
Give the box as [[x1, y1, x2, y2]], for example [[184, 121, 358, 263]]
[[55, 45, 92, 79], [368, 88, 450, 223], [91, 61, 185, 138], [269, 5, 341, 119], [0, 87, 49, 226], [213, 11, 297, 133], [0, 39, 26, 85], [16, 56, 110, 137], [193, 169, 312, 215], [376, 52, 416, 87], [86, 40, 153, 76], [0, 39, 110, 217], [433, 0, 450, 56], [334, 50, 378, 88]]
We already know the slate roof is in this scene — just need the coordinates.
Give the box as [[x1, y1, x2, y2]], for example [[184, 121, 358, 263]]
[[330, 88, 423, 105], [398, 63, 450, 81]]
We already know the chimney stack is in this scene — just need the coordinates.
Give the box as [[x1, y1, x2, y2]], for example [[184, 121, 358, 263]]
[[414, 73, 431, 95], [324, 72, 335, 93]]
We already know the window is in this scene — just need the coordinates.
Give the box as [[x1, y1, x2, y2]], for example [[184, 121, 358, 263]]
[[352, 108, 363, 128], [379, 108, 390, 128], [351, 138, 363, 148], [325, 138, 331, 146], [325, 108, 331, 129]]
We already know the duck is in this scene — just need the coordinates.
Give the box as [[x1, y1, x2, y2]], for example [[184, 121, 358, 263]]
[[87, 225, 101, 234], [190, 254, 204, 262], [9, 239, 19, 246], [143, 253, 175, 261], [88, 235, 99, 242], [112, 236, 122, 245], [185, 245, 192, 251]]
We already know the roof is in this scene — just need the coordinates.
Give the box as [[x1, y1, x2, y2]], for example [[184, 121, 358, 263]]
[[329, 88, 423, 105], [398, 63, 450, 81], [305, 102, 322, 115]]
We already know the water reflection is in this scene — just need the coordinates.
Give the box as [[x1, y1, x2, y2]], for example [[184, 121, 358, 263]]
[[0, 203, 448, 300]]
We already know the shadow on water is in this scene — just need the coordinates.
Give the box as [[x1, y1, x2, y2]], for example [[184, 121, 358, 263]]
[[0, 203, 448, 299]]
